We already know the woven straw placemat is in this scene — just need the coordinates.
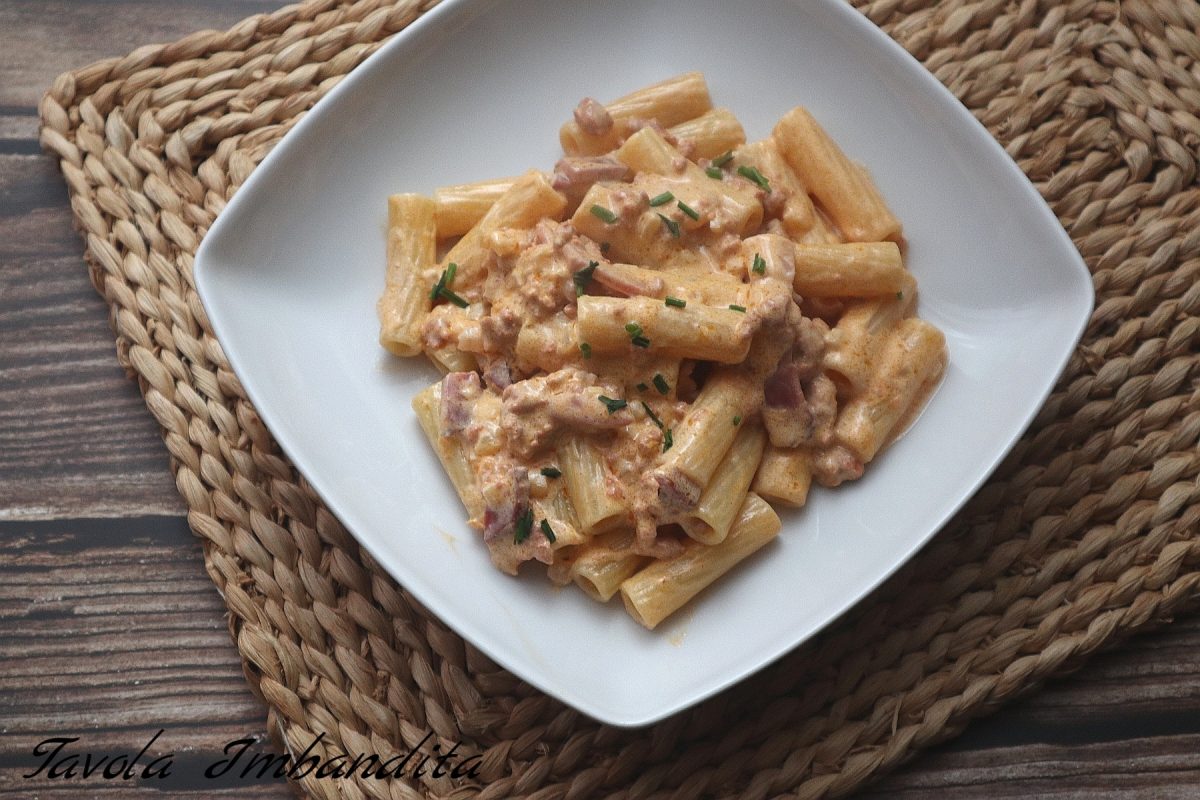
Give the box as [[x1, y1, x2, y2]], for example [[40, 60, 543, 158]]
[[39, 0, 1200, 797]]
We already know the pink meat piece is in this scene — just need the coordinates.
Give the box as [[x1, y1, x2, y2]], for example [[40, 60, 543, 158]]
[[439, 371, 481, 435], [551, 156, 631, 203], [764, 361, 805, 409], [574, 97, 613, 136], [481, 466, 530, 543]]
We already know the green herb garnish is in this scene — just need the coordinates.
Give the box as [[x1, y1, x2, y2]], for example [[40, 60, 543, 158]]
[[438, 287, 469, 308], [896, 291, 904, 300], [677, 200, 700, 221], [657, 213, 680, 238], [599, 395, 628, 413], [728, 304, 747, 313], [641, 402, 672, 452], [514, 508, 533, 544], [573, 260, 598, 296], [540, 519, 556, 543], [624, 322, 650, 347], [664, 296, 686, 308], [429, 262, 463, 304], [649, 191, 675, 207], [733, 415, 742, 426], [636, 382, 649, 392], [711, 150, 734, 168], [590, 204, 618, 224], [642, 401, 663, 427], [540, 466, 562, 478], [579, 342, 592, 359], [737, 165, 770, 190], [752, 253, 766, 275], [705, 167, 723, 179], [652, 373, 670, 395]]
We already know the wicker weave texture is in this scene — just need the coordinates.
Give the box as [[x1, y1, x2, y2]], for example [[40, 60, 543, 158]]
[[39, 0, 1200, 798]]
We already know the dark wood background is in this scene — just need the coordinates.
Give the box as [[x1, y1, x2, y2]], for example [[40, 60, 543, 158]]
[[3, 2, 1200, 797]]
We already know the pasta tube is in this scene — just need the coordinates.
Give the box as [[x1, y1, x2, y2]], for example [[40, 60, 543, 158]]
[[411, 383, 484, 519], [570, 530, 648, 602], [378, 194, 437, 357], [773, 107, 902, 243], [620, 493, 780, 629], [557, 435, 627, 534], [835, 318, 947, 462], [560, 72, 713, 156], [822, 292, 916, 394], [656, 369, 759, 493], [751, 444, 814, 508], [792, 242, 911, 297], [681, 419, 767, 544], [433, 176, 518, 238], [442, 170, 566, 285], [576, 295, 752, 363], [732, 139, 818, 238], [669, 107, 746, 160]]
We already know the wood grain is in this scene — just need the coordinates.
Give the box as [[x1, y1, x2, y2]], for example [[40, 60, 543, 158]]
[[4, 0, 1200, 798], [0, 154, 184, 519]]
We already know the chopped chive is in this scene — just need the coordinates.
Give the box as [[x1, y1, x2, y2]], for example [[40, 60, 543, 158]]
[[590, 204, 618, 224], [677, 200, 700, 221], [540, 466, 562, 478], [711, 150, 734, 168], [664, 296, 686, 308], [631, 335, 651, 348], [641, 402, 672, 452], [728, 304, 747, 313], [649, 191, 675, 207], [579, 341, 592, 359], [573, 260, 599, 296], [600, 241, 611, 254], [636, 382, 649, 392], [429, 262, 461, 302], [733, 415, 742, 426], [514, 508, 533, 544], [705, 166, 723, 179], [752, 253, 767, 275], [438, 286, 470, 308], [896, 290, 904, 300], [652, 373, 670, 395], [641, 401, 664, 428], [737, 165, 770, 190], [599, 395, 627, 413], [657, 212, 680, 238], [429, 271, 447, 301], [589, 204, 618, 224], [540, 519, 556, 543], [624, 322, 644, 338]]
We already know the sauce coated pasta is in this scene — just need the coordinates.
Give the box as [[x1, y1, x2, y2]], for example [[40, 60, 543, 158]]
[[378, 73, 947, 629]]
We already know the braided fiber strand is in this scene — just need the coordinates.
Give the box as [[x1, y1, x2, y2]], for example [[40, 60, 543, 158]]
[[38, 0, 1200, 797]]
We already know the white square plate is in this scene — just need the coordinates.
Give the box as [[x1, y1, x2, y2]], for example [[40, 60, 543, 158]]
[[194, 0, 1093, 726]]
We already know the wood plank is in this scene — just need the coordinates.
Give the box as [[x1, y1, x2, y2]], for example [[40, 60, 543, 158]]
[[0, 0, 289, 109], [0, 224, 185, 518], [0, 518, 267, 749], [865, 735, 1200, 799]]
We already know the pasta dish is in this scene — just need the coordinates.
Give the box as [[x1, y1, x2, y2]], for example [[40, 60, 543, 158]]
[[376, 73, 946, 628]]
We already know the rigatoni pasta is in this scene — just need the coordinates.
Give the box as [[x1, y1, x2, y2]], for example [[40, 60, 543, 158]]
[[379, 73, 947, 628]]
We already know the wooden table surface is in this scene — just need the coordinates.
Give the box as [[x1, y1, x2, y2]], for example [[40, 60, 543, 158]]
[[3, 2, 1200, 798]]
